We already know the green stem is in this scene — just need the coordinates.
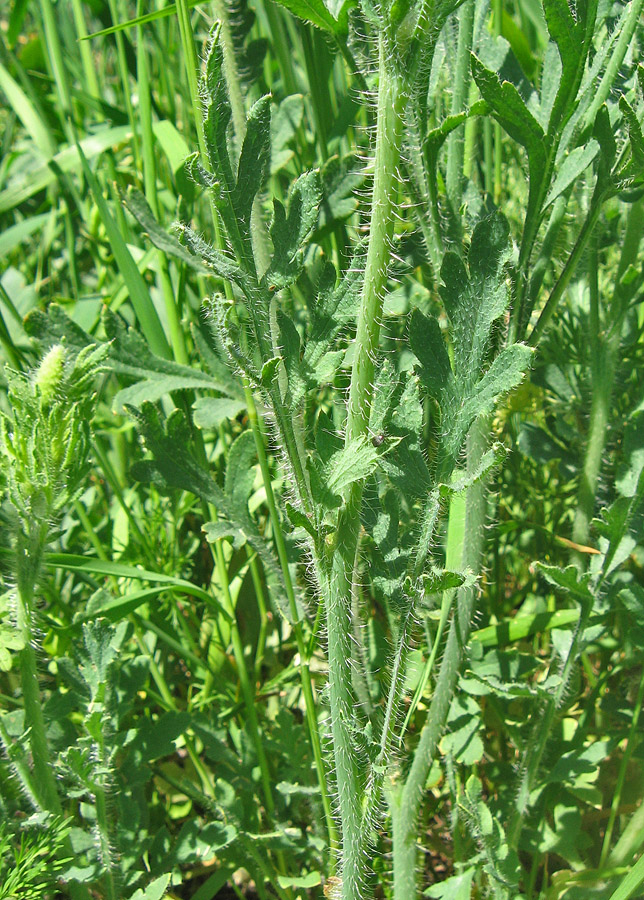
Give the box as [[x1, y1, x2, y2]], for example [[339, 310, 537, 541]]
[[137, 0, 189, 366], [15, 531, 61, 816], [175, 0, 205, 155], [508, 584, 596, 850], [0, 715, 40, 809], [528, 197, 604, 347], [393, 420, 489, 900], [346, 52, 406, 445], [131, 625, 216, 800], [493, 0, 502, 204], [38, 0, 76, 143], [582, 0, 644, 134], [599, 666, 644, 867], [571, 198, 644, 553], [70, 0, 101, 107], [14, 527, 91, 900], [245, 384, 338, 857], [91, 696, 118, 900], [257, 0, 299, 96], [445, 0, 474, 212], [107, 0, 141, 174], [401, 490, 466, 737], [323, 39, 407, 899]]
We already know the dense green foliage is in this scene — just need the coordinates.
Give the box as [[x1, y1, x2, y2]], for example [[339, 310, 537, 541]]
[[1, 0, 644, 898]]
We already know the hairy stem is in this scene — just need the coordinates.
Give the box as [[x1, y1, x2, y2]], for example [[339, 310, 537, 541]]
[[15, 529, 61, 816], [572, 199, 644, 553], [15, 528, 91, 900], [392, 420, 489, 900], [600, 665, 644, 867], [445, 0, 474, 213], [245, 384, 338, 857], [581, 0, 644, 135], [324, 37, 408, 898]]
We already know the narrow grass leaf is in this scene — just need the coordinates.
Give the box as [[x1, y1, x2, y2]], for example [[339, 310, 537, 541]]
[[607, 850, 644, 900], [0, 62, 56, 157], [76, 142, 170, 358], [0, 125, 132, 213], [0, 213, 53, 257], [44, 553, 226, 615]]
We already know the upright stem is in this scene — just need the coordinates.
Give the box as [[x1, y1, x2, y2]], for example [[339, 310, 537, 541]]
[[581, 0, 644, 134], [137, 0, 189, 366], [245, 384, 338, 857], [15, 529, 92, 900], [572, 199, 644, 552], [38, 0, 76, 143], [392, 420, 489, 900], [345, 47, 406, 445], [445, 0, 474, 212], [324, 38, 407, 899], [601, 667, 644, 867], [15, 530, 61, 816], [528, 198, 603, 347]]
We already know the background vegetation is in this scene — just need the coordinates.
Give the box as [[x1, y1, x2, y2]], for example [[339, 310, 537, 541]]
[[0, 0, 643, 898]]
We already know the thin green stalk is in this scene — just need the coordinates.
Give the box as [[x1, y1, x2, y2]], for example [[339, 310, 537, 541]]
[[300, 26, 332, 161], [508, 584, 596, 850], [244, 384, 339, 856], [14, 533, 91, 900], [137, 0, 189, 365], [38, 0, 76, 143], [0, 307, 22, 370], [526, 194, 568, 312], [212, 0, 246, 145], [407, 112, 443, 274], [445, 0, 474, 211], [256, 0, 299, 96], [400, 490, 466, 737], [528, 197, 604, 347], [324, 38, 408, 899], [215, 538, 280, 822], [131, 624, 217, 800], [251, 552, 270, 680], [493, 0, 502, 204], [173, 12, 284, 847], [393, 420, 489, 900], [572, 198, 644, 551], [70, 0, 101, 106], [91, 699, 118, 900], [600, 666, 644, 867], [15, 529, 61, 816], [107, 0, 141, 173], [582, 0, 644, 134], [345, 56, 406, 445], [212, 0, 272, 273], [175, 0, 204, 154], [608, 789, 644, 868]]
